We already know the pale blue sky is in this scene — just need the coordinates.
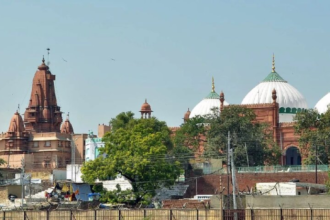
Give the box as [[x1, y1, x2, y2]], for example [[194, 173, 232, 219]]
[[0, 1, 329, 133]]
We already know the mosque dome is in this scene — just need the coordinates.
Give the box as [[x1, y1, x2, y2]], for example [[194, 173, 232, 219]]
[[189, 78, 229, 118], [241, 55, 307, 122], [315, 93, 330, 114]]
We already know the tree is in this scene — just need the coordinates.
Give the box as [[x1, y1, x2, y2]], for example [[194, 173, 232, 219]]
[[109, 111, 135, 132], [172, 116, 206, 170], [204, 106, 281, 167], [294, 109, 330, 164], [82, 112, 181, 206], [0, 158, 6, 179]]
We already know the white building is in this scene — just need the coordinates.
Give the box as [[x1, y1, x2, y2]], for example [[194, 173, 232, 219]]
[[256, 182, 326, 196], [85, 136, 104, 161]]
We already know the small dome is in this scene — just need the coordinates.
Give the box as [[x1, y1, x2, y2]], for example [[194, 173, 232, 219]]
[[8, 111, 25, 133], [315, 93, 330, 114], [241, 55, 307, 122], [61, 114, 74, 134], [38, 56, 49, 71], [140, 99, 152, 112], [190, 78, 229, 118], [184, 108, 191, 121]]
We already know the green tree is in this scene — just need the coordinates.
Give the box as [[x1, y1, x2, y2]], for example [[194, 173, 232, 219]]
[[204, 106, 281, 167], [294, 109, 330, 165], [172, 116, 206, 170], [109, 111, 135, 132], [0, 158, 6, 178], [82, 113, 181, 206]]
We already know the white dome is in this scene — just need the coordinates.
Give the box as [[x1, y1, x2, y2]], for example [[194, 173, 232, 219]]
[[315, 93, 330, 114], [190, 91, 229, 118], [242, 70, 307, 122]]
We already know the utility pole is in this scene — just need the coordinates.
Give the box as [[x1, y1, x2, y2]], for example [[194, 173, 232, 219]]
[[227, 131, 230, 210], [245, 143, 249, 167], [230, 148, 237, 211], [21, 158, 25, 208], [315, 145, 318, 184]]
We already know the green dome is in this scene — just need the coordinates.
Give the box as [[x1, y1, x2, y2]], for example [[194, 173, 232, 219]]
[[205, 91, 220, 99], [262, 71, 287, 82]]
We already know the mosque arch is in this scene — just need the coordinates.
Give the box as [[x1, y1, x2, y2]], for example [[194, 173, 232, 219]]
[[285, 146, 301, 165]]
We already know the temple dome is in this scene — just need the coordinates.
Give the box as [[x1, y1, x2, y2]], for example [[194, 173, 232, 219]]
[[241, 55, 307, 122], [190, 78, 229, 118], [8, 111, 25, 133], [315, 93, 330, 114], [61, 114, 74, 134]]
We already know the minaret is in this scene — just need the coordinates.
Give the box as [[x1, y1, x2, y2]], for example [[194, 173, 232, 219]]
[[24, 57, 63, 132], [184, 108, 191, 122], [220, 91, 225, 111], [140, 99, 153, 119]]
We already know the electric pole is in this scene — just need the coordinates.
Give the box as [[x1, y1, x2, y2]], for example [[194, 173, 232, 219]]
[[227, 131, 230, 209], [21, 158, 25, 208]]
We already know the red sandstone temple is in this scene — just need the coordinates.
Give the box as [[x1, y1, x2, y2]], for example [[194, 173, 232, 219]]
[[0, 58, 84, 170]]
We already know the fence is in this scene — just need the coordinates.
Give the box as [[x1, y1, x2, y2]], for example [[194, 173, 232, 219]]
[[1, 208, 330, 220]]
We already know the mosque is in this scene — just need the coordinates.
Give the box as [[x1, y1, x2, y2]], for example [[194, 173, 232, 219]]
[[180, 55, 330, 166]]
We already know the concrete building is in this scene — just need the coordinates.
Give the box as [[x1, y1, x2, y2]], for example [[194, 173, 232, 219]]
[[85, 134, 104, 162]]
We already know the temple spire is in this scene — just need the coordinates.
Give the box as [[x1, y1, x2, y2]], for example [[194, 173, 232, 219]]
[[212, 77, 215, 92], [272, 53, 276, 73]]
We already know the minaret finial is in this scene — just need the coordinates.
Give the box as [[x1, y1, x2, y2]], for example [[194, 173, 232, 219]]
[[212, 77, 215, 92], [272, 53, 275, 73]]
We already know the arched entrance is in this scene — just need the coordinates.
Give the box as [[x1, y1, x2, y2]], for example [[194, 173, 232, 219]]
[[285, 147, 301, 165]]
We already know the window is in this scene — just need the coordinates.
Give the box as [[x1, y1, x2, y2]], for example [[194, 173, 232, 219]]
[[33, 142, 39, 148], [66, 141, 71, 148], [44, 160, 51, 168], [45, 141, 51, 147], [58, 141, 62, 147]]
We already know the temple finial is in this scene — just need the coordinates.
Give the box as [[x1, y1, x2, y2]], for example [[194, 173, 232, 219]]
[[272, 53, 275, 73], [145, 99, 147, 103], [67, 112, 70, 120], [212, 77, 215, 92], [42, 55, 45, 64]]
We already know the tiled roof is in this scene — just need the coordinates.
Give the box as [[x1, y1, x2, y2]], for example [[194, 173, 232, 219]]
[[262, 72, 287, 82]]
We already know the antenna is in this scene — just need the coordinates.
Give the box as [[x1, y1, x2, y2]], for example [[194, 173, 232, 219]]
[[47, 48, 50, 66]]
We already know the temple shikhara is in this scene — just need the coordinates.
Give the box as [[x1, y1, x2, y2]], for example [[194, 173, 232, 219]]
[[0, 58, 79, 170]]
